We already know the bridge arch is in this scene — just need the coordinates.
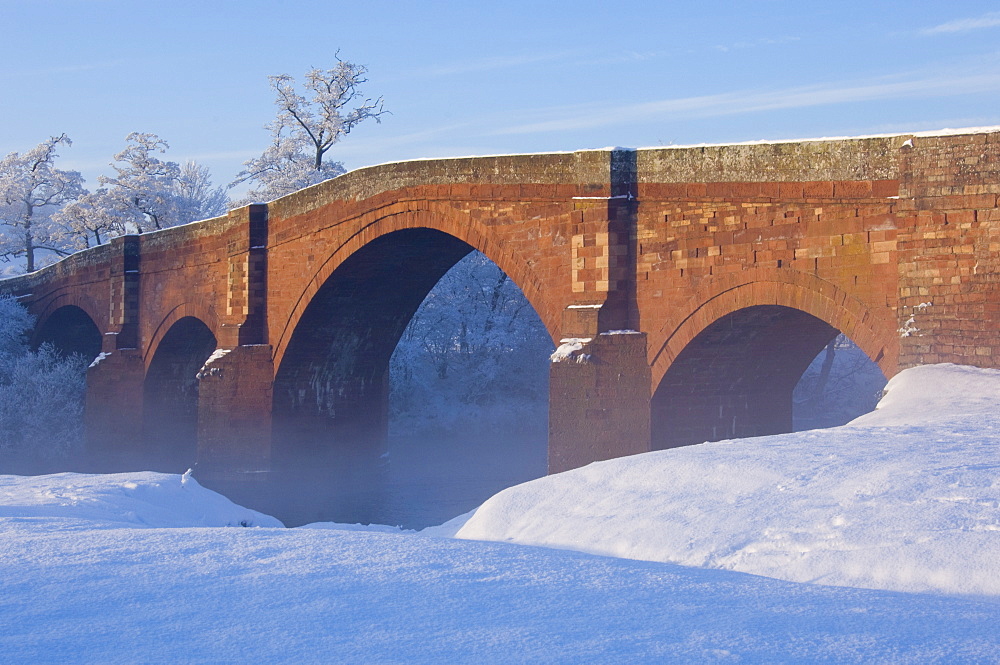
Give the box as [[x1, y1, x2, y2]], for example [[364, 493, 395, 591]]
[[144, 300, 221, 369], [32, 298, 103, 361], [269, 214, 556, 524], [271, 206, 559, 374], [649, 270, 897, 449], [141, 314, 217, 472]]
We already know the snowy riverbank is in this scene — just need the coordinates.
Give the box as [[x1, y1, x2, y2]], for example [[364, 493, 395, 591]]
[[445, 364, 1000, 598], [1, 363, 999, 662]]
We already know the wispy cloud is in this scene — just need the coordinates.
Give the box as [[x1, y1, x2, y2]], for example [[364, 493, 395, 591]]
[[921, 12, 1000, 35], [328, 122, 484, 165], [492, 68, 1000, 135], [576, 50, 672, 66], [3, 60, 124, 79], [713, 36, 800, 53], [416, 52, 575, 78]]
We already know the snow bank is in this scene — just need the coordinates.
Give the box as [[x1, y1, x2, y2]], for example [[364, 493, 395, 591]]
[[853, 362, 1000, 426], [450, 364, 1000, 598], [1, 363, 1000, 660], [0, 471, 283, 528]]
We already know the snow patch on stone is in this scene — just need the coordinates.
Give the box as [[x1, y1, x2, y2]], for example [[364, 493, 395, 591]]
[[196, 348, 231, 379], [550, 338, 592, 363], [88, 352, 111, 369]]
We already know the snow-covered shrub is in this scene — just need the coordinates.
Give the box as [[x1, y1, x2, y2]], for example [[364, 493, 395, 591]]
[[0, 296, 87, 472], [389, 252, 553, 442]]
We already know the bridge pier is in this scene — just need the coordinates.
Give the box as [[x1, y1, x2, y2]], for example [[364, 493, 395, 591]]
[[548, 329, 651, 474], [84, 349, 145, 471], [195, 345, 274, 473]]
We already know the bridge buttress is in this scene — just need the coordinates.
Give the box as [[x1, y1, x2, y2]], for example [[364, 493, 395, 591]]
[[548, 148, 652, 473], [548, 331, 651, 474], [195, 203, 274, 476], [84, 234, 144, 470], [217, 203, 269, 348], [105, 234, 141, 351]]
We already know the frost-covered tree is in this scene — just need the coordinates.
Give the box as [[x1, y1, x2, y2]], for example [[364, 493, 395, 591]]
[[0, 135, 85, 272], [793, 334, 888, 430], [389, 252, 553, 437], [51, 188, 128, 249], [0, 296, 88, 473], [233, 57, 386, 203], [175, 161, 229, 221], [98, 132, 179, 232], [96, 133, 228, 234]]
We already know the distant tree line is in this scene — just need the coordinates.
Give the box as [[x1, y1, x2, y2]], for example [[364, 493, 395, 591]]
[[793, 334, 887, 430], [0, 132, 228, 274]]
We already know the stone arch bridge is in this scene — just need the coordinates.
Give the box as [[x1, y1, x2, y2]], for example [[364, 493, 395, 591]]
[[4, 130, 999, 513]]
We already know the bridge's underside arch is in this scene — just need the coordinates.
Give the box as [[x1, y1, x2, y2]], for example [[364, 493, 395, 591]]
[[272, 229, 476, 468], [32, 304, 102, 361], [142, 316, 216, 472], [144, 300, 220, 370], [649, 273, 897, 450], [271, 208, 559, 373]]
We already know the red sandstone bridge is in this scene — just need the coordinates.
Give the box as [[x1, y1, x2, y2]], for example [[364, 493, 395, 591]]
[[3, 130, 999, 516]]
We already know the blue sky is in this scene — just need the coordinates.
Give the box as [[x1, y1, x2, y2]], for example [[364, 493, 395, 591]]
[[3, 1, 1000, 193]]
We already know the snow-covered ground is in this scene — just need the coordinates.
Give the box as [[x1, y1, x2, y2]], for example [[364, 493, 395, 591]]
[[2, 364, 999, 662], [448, 364, 1000, 598]]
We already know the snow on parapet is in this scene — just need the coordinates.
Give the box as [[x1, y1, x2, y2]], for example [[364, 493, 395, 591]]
[[196, 348, 231, 379], [551, 338, 592, 363], [600, 329, 641, 335], [318, 126, 1000, 179], [635, 126, 1000, 152]]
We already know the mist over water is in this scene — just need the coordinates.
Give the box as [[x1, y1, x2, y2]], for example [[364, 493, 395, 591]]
[[380, 428, 547, 529], [201, 428, 547, 529], [378, 249, 553, 528]]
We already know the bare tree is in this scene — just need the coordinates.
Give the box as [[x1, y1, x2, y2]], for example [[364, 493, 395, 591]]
[[0, 296, 88, 472], [793, 334, 888, 430], [233, 56, 386, 203], [0, 135, 85, 272], [390, 252, 552, 434]]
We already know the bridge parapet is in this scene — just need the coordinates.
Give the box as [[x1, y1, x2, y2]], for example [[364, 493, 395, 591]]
[[637, 135, 902, 183]]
